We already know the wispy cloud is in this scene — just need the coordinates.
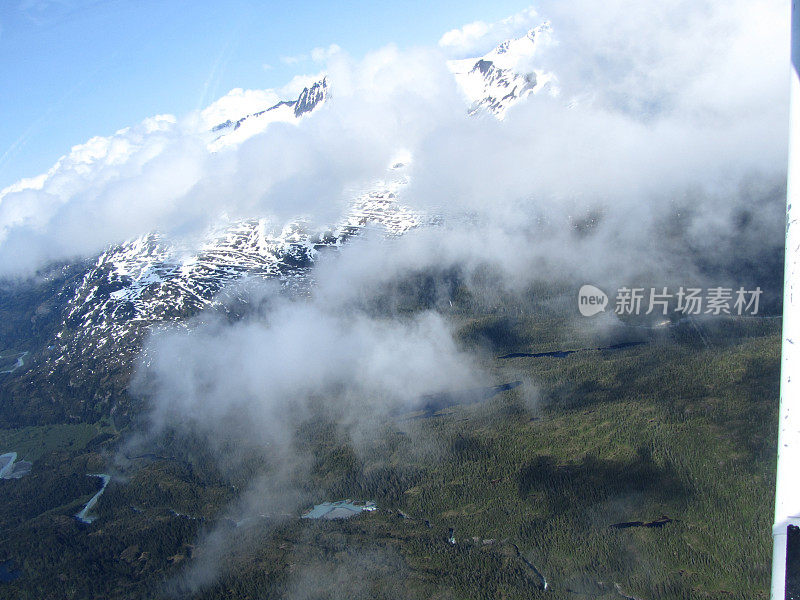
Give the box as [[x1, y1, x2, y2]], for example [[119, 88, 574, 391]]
[[280, 43, 342, 65], [310, 43, 341, 62], [279, 54, 302, 65], [17, 0, 118, 27]]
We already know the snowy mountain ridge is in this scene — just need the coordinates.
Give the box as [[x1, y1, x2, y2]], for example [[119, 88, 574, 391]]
[[448, 24, 556, 116], [4, 28, 551, 397], [207, 78, 329, 151]]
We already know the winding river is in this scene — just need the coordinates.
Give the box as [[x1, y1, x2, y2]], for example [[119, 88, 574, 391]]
[[75, 474, 111, 524], [0, 453, 17, 478], [0, 351, 28, 375]]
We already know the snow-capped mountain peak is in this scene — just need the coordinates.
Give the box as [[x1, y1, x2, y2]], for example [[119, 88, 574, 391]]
[[207, 77, 329, 151], [448, 24, 556, 117], [485, 23, 551, 70]]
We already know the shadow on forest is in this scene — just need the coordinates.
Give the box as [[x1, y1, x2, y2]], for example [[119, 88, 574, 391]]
[[517, 449, 691, 514], [498, 342, 646, 360], [396, 382, 523, 419]]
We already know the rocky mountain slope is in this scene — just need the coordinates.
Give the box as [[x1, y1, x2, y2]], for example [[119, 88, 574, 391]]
[[447, 24, 555, 116], [0, 30, 551, 425]]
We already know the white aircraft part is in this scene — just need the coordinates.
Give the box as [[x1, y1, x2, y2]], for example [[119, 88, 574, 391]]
[[772, 2, 800, 598]]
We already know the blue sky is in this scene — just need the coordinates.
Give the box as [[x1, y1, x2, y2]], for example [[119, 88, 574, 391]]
[[0, 0, 531, 190]]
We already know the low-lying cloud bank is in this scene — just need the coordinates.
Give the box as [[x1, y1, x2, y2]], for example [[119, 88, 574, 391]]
[[136, 298, 482, 446], [126, 257, 486, 592]]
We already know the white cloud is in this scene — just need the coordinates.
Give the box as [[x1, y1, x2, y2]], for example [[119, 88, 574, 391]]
[[310, 43, 342, 62], [280, 43, 342, 66], [0, 0, 788, 289], [279, 54, 302, 65], [199, 87, 281, 129], [0, 46, 464, 276], [438, 6, 540, 57], [138, 303, 481, 442], [278, 72, 326, 98]]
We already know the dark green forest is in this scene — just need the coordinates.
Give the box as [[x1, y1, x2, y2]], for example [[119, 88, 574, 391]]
[[0, 277, 782, 599]]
